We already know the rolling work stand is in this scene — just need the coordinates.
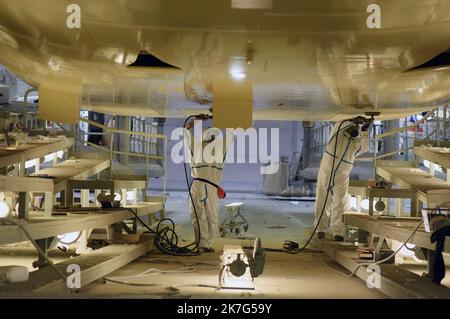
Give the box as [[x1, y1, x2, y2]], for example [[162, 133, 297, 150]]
[[220, 202, 249, 238]]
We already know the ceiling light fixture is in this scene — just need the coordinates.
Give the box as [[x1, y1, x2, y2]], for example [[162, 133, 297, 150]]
[[230, 72, 247, 80], [232, 0, 273, 9]]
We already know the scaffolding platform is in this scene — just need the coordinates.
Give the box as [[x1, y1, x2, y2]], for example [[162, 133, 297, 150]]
[[0, 203, 163, 245], [0, 236, 154, 295], [29, 158, 111, 194], [348, 180, 418, 215], [322, 241, 450, 298], [344, 214, 450, 253], [0, 175, 54, 193], [376, 164, 450, 204], [0, 137, 74, 168], [414, 145, 450, 170]]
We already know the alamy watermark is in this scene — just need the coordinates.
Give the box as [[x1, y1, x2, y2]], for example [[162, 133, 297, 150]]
[[171, 121, 280, 175], [367, 4, 381, 29], [366, 264, 381, 289], [66, 4, 81, 29], [66, 4, 381, 30], [66, 264, 81, 289]]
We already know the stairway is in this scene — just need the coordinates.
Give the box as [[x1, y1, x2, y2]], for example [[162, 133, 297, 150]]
[[373, 106, 450, 216]]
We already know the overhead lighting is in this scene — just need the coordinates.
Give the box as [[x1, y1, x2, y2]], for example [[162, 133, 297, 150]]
[[232, 0, 273, 9], [230, 72, 247, 80]]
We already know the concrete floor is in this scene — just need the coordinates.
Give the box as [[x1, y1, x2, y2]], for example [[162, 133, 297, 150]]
[[0, 192, 447, 298], [79, 193, 386, 298]]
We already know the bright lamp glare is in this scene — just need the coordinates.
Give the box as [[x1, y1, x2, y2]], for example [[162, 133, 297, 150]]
[[25, 159, 37, 169], [0, 202, 11, 218], [350, 196, 357, 210], [361, 199, 370, 211], [57, 232, 81, 245], [230, 72, 246, 80], [44, 154, 53, 162], [126, 191, 135, 201]]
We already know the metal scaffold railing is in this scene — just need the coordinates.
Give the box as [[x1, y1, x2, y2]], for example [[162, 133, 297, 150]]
[[77, 116, 167, 201], [372, 104, 449, 178]]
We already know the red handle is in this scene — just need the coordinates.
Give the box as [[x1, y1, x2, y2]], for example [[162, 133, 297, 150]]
[[217, 187, 226, 199]]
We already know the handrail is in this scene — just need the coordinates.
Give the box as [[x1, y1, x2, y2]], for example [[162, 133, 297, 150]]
[[376, 147, 413, 160], [79, 117, 166, 139], [373, 106, 445, 179], [375, 108, 438, 139], [79, 131, 158, 145], [372, 105, 447, 179], [423, 128, 437, 140], [78, 116, 167, 201], [83, 140, 163, 160]]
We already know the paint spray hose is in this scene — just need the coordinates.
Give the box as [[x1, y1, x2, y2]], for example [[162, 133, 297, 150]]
[[285, 119, 364, 254], [128, 114, 212, 256]]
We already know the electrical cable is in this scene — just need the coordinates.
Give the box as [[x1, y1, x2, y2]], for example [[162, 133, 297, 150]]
[[244, 246, 322, 253], [5, 218, 67, 280], [125, 114, 210, 256], [317, 256, 352, 277], [285, 120, 353, 253], [347, 220, 424, 277], [317, 220, 424, 278], [103, 278, 160, 287], [103, 258, 219, 286], [127, 208, 191, 256], [182, 115, 203, 252]]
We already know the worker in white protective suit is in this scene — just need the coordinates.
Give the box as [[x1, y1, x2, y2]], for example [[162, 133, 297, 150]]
[[314, 118, 371, 241], [184, 118, 234, 253]]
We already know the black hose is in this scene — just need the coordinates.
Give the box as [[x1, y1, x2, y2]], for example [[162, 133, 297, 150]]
[[124, 115, 205, 256], [286, 120, 353, 253]]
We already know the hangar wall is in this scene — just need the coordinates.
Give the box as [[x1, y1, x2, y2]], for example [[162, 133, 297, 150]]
[[151, 118, 303, 193]]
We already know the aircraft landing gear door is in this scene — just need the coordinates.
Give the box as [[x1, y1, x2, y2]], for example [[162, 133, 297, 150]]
[[212, 72, 253, 130]]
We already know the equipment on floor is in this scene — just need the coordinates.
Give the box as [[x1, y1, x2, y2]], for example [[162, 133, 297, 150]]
[[219, 238, 265, 290], [0, 266, 28, 284], [96, 192, 117, 209], [283, 240, 299, 251], [219, 202, 249, 238], [374, 199, 386, 212], [0, 200, 12, 219]]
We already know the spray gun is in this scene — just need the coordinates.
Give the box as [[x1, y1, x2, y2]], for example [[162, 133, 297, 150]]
[[345, 112, 379, 138], [194, 107, 214, 120], [185, 108, 213, 129], [195, 114, 212, 120]]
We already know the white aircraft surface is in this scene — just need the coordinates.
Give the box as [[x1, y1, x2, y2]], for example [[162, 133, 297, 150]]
[[1, 0, 450, 121]]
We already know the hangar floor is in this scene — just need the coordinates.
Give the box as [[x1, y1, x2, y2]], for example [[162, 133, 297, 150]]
[[1, 192, 448, 298], [79, 193, 385, 298]]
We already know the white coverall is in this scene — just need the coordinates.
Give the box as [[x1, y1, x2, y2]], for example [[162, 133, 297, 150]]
[[314, 120, 369, 237], [185, 127, 234, 249]]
